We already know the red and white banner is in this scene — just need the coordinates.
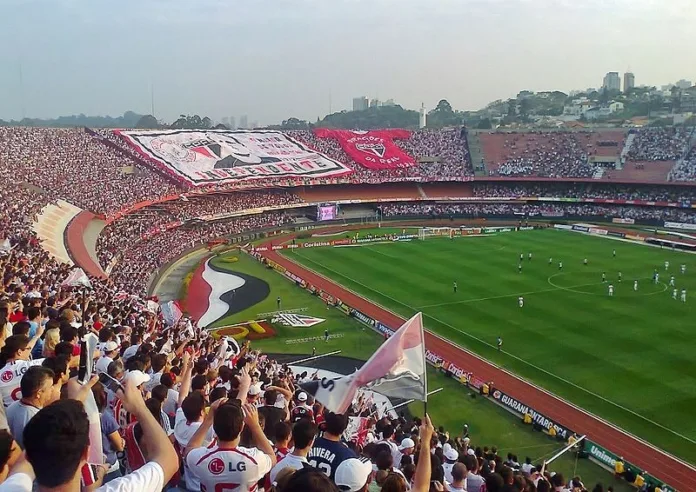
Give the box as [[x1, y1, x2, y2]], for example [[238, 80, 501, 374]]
[[116, 129, 352, 186], [301, 312, 427, 413], [314, 129, 415, 169]]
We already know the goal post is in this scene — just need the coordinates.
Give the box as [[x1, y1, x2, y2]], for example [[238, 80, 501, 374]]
[[418, 227, 455, 240]]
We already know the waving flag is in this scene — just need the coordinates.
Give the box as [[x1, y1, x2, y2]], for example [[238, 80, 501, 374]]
[[61, 268, 92, 289], [302, 312, 427, 413], [161, 300, 183, 326]]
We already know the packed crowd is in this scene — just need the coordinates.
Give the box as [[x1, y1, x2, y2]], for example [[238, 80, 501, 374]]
[[0, 127, 179, 216], [380, 201, 696, 224], [626, 128, 691, 161], [96, 191, 302, 269], [487, 133, 594, 178], [289, 129, 473, 181], [471, 183, 696, 202], [668, 146, 696, 182], [108, 211, 293, 294]]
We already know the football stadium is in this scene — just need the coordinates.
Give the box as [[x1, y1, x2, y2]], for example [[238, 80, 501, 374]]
[[2, 3, 696, 492]]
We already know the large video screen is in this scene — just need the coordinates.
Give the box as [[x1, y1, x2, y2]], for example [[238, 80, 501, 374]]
[[317, 203, 338, 221]]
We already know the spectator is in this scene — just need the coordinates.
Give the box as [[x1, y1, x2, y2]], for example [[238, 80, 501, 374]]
[[6, 366, 55, 449], [270, 419, 318, 482]]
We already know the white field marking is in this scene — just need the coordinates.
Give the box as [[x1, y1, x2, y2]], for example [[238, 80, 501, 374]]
[[288, 249, 696, 449], [547, 273, 669, 297]]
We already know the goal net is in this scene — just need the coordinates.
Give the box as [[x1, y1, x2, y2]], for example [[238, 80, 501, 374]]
[[418, 227, 455, 240]]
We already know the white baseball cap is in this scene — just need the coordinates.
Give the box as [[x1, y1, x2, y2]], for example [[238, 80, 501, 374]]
[[399, 438, 415, 451], [335, 457, 373, 491], [104, 341, 119, 352], [126, 370, 150, 388], [444, 445, 459, 461], [297, 391, 308, 402]]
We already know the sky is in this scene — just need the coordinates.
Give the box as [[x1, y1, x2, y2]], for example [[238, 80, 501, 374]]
[[0, 0, 694, 125]]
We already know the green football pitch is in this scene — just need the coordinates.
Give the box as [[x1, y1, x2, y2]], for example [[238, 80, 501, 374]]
[[213, 252, 633, 490], [281, 227, 696, 463]]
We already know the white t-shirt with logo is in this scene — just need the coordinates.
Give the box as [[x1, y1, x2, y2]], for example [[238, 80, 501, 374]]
[[187, 445, 273, 492], [2, 461, 164, 492], [0, 359, 46, 407], [174, 408, 215, 491]]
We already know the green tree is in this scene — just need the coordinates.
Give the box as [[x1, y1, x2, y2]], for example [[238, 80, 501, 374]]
[[427, 99, 461, 128], [135, 115, 159, 129], [475, 118, 492, 129]]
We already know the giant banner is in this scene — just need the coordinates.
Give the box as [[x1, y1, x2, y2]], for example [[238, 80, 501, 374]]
[[314, 129, 416, 169], [116, 129, 352, 186]]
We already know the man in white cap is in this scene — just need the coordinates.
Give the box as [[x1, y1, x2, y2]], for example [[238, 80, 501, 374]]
[[247, 383, 263, 407], [395, 437, 415, 469], [291, 391, 314, 422], [335, 457, 373, 492], [442, 443, 459, 484], [95, 341, 119, 374]]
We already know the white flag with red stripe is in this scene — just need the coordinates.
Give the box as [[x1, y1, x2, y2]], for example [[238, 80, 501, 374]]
[[302, 312, 427, 414], [61, 268, 92, 289]]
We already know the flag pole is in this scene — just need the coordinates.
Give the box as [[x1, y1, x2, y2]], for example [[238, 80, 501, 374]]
[[419, 312, 428, 416]]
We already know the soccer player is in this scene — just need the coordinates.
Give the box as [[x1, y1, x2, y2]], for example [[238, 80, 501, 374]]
[[618, 272, 622, 282], [670, 275, 675, 287], [613, 249, 616, 258], [602, 272, 606, 283], [324, 329, 329, 342], [277, 296, 282, 310], [518, 263, 522, 274], [497, 337, 503, 351], [655, 272, 660, 284], [549, 257, 553, 265], [519, 253, 523, 262], [583, 258, 588, 266], [558, 261, 563, 271], [681, 289, 687, 303], [633, 280, 638, 291], [608, 284, 614, 296], [528, 252, 532, 261], [681, 264, 686, 274], [518, 296, 524, 308], [673, 288, 678, 300], [453, 281, 457, 293], [665, 260, 670, 271]]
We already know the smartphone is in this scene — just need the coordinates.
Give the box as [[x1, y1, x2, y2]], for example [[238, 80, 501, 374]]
[[77, 340, 89, 384], [99, 372, 123, 393]]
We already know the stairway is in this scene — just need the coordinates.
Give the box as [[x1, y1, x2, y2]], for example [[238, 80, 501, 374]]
[[416, 184, 428, 199], [467, 131, 486, 175]]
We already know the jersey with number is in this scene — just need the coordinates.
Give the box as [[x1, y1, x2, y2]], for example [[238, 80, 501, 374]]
[[0, 359, 46, 407], [308, 436, 357, 480], [186, 444, 272, 492]]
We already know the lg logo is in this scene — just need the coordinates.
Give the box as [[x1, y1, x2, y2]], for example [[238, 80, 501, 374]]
[[208, 458, 225, 475], [0, 371, 12, 383]]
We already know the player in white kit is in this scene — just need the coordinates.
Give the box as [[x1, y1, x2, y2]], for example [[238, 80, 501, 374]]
[[528, 252, 532, 261], [520, 253, 524, 261], [518, 296, 524, 308], [665, 261, 670, 271], [655, 272, 660, 284], [633, 280, 638, 291], [673, 288, 678, 300], [681, 289, 687, 302], [549, 257, 553, 265], [681, 264, 686, 274], [558, 261, 563, 271], [670, 275, 675, 287], [608, 284, 614, 296]]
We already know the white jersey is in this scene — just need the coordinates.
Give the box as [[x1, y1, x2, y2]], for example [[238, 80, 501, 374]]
[[673, 289, 678, 299], [633, 281, 638, 291], [665, 261, 670, 270], [681, 290, 687, 302], [0, 359, 46, 407], [670, 276, 675, 286], [608, 285, 614, 296], [681, 264, 686, 274], [186, 444, 273, 492], [518, 297, 524, 307]]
